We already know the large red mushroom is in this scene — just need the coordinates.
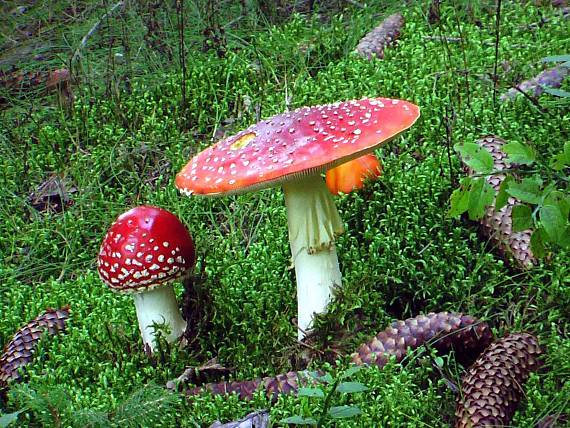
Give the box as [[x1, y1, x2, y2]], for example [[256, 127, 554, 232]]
[[97, 205, 195, 352], [175, 97, 419, 339]]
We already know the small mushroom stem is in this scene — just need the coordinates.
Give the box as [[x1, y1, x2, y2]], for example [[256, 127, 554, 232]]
[[283, 175, 344, 340], [132, 286, 187, 352]]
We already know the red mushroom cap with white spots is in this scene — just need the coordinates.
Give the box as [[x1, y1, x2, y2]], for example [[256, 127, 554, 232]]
[[97, 206, 195, 293], [175, 97, 419, 196]]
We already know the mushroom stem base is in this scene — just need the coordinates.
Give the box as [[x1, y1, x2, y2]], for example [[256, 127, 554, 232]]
[[132, 286, 187, 352], [295, 247, 342, 340]]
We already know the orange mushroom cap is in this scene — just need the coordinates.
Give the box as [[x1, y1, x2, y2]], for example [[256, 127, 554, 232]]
[[326, 153, 382, 195]]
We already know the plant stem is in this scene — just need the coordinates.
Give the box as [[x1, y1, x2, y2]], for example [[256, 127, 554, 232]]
[[176, 0, 187, 120], [317, 377, 341, 427], [492, 0, 502, 108]]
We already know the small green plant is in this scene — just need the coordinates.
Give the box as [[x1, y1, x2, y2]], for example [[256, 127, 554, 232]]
[[6, 383, 178, 428], [74, 384, 179, 428], [148, 318, 173, 359], [450, 140, 570, 256], [280, 366, 369, 426], [5, 384, 72, 427]]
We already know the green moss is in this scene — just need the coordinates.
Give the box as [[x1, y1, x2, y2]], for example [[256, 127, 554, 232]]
[[1, 0, 568, 426]]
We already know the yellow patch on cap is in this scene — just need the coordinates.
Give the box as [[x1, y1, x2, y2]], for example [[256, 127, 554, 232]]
[[230, 132, 256, 150]]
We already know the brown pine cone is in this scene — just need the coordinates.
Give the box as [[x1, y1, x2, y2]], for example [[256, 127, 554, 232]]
[[183, 313, 492, 400], [469, 135, 536, 269], [0, 68, 71, 95], [455, 333, 543, 428], [185, 370, 311, 401], [501, 65, 569, 101], [351, 312, 492, 368], [0, 69, 48, 92], [355, 13, 404, 60], [0, 306, 70, 388]]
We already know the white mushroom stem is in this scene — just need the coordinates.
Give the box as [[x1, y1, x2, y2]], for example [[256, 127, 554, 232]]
[[132, 285, 187, 352], [283, 174, 344, 340]]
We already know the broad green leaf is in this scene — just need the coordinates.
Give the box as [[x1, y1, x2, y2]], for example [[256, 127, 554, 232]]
[[559, 226, 570, 248], [506, 178, 543, 205], [0, 411, 23, 428], [467, 178, 495, 220], [307, 371, 322, 379], [551, 153, 569, 170], [336, 382, 369, 394], [543, 87, 570, 98], [544, 191, 570, 219], [448, 178, 472, 218], [448, 186, 470, 218], [298, 387, 325, 398], [530, 228, 546, 258], [542, 54, 570, 63], [281, 415, 318, 425], [307, 372, 333, 383], [328, 405, 362, 419], [503, 142, 536, 165], [551, 142, 570, 170], [454, 143, 494, 173], [512, 205, 533, 232], [495, 176, 514, 211], [340, 365, 362, 379], [540, 204, 567, 244], [316, 373, 333, 384]]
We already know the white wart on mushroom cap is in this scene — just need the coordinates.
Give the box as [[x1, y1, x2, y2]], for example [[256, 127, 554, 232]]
[[176, 97, 420, 339], [98, 205, 195, 351]]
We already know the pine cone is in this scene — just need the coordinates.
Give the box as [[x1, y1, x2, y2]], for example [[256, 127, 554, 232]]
[[469, 135, 536, 269], [455, 333, 543, 428], [355, 13, 404, 60], [501, 64, 569, 101], [351, 312, 492, 367], [183, 313, 491, 400], [0, 68, 71, 95], [185, 370, 310, 401], [0, 306, 70, 388]]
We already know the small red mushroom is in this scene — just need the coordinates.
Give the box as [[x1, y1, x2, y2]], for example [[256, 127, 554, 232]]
[[325, 153, 383, 195], [97, 205, 195, 352], [176, 97, 419, 339]]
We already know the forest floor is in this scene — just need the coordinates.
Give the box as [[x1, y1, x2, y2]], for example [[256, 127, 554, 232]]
[[0, 0, 569, 426]]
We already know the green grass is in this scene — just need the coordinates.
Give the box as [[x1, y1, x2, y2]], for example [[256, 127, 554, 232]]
[[1, 0, 569, 426]]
